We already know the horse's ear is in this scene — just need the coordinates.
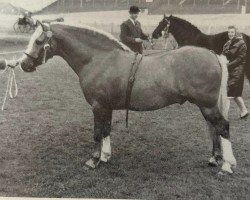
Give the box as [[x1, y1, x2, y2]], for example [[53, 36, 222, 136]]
[[37, 20, 46, 31], [169, 14, 173, 18], [163, 13, 166, 18]]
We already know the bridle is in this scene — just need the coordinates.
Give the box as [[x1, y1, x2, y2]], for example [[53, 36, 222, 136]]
[[24, 24, 54, 65], [162, 19, 170, 38]]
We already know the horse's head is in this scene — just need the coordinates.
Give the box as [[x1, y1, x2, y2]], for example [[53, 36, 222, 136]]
[[20, 21, 57, 72], [152, 14, 171, 39]]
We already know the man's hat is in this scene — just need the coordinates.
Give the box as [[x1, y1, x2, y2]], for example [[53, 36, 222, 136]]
[[129, 6, 140, 14]]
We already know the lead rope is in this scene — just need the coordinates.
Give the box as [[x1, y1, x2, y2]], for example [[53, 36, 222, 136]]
[[1, 67, 18, 111]]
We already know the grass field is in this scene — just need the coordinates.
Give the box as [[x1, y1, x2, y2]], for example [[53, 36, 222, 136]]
[[0, 13, 249, 199]]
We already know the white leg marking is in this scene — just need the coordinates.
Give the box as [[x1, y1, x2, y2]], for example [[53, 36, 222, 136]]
[[221, 162, 233, 174], [220, 137, 236, 173], [100, 136, 111, 162]]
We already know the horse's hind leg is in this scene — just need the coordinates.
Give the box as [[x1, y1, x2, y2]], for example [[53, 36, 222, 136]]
[[206, 121, 222, 166], [200, 106, 236, 174], [85, 101, 112, 169]]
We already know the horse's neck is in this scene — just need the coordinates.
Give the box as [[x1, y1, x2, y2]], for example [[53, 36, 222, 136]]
[[53, 28, 116, 75], [170, 22, 203, 46], [206, 32, 229, 54]]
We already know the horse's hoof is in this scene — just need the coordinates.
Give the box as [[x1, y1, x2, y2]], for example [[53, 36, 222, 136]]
[[208, 162, 218, 167], [231, 163, 237, 170], [92, 151, 100, 159], [219, 162, 233, 175], [217, 170, 232, 176], [84, 157, 100, 170], [208, 157, 219, 167]]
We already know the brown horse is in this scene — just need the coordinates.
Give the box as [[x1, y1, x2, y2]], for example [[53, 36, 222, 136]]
[[20, 22, 236, 174]]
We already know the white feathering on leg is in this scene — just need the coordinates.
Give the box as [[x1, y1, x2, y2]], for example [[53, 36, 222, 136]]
[[100, 136, 111, 162], [221, 137, 236, 167]]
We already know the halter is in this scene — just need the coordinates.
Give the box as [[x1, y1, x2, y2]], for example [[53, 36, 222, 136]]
[[24, 25, 53, 64], [163, 20, 170, 38]]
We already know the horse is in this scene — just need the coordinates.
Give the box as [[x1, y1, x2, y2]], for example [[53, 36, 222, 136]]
[[152, 14, 250, 83], [19, 22, 236, 175]]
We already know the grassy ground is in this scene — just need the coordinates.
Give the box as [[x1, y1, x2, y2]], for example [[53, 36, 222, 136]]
[[0, 44, 249, 199]]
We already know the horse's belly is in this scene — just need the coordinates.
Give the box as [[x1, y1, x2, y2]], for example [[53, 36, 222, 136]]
[[130, 94, 183, 111], [129, 69, 183, 111]]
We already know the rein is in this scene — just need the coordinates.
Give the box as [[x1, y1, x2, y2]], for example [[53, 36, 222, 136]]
[[0, 51, 22, 111], [0, 66, 18, 111]]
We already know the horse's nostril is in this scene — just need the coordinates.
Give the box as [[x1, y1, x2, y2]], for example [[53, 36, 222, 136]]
[[20, 61, 36, 72]]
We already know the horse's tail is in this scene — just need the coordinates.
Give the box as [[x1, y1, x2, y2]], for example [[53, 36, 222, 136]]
[[216, 55, 230, 120]]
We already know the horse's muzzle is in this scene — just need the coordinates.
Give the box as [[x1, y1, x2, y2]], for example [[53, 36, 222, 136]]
[[152, 32, 162, 39], [20, 60, 36, 72]]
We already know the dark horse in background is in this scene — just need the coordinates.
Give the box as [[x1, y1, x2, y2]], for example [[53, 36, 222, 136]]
[[20, 22, 236, 175], [152, 15, 250, 83]]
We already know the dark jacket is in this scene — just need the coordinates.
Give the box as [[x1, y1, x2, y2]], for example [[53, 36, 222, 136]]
[[0, 60, 6, 70], [120, 19, 148, 54], [222, 36, 247, 97]]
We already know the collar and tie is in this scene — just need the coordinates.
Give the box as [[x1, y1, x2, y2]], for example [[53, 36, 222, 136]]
[[129, 18, 139, 27]]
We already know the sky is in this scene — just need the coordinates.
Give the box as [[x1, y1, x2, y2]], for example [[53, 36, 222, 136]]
[[0, 0, 56, 12]]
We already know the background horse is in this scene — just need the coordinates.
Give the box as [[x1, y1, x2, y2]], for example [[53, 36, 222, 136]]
[[152, 15, 250, 83], [20, 22, 236, 174]]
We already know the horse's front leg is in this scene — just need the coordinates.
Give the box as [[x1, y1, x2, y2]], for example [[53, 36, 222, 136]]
[[85, 102, 112, 169]]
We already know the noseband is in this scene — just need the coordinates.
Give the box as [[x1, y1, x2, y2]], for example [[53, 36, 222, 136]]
[[24, 27, 54, 64]]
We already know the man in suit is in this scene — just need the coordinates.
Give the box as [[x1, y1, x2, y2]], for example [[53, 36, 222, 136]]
[[0, 59, 18, 70], [120, 6, 149, 54]]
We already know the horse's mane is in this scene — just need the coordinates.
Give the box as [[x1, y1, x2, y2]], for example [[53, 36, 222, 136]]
[[51, 22, 132, 52], [170, 16, 202, 35]]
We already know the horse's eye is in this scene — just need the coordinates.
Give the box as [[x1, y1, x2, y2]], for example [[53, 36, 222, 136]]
[[35, 40, 43, 45]]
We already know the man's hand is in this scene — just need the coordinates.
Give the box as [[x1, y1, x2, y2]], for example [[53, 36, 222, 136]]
[[135, 38, 143, 43], [6, 60, 19, 69]]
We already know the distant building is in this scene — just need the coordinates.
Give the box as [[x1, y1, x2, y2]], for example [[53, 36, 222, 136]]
[[35, 0, 153, 14], [34, 0, 249, 15]]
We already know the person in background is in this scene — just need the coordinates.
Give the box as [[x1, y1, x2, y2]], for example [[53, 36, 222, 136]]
[[120, 6, 149, 54], [222, 25, 249, 119], [23, 11, 35, 26]]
